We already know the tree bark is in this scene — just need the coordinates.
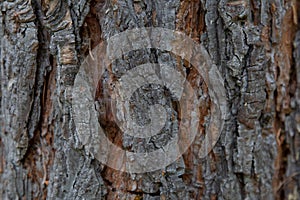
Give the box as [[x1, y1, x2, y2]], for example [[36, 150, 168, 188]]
[[0, 0, 299, 199]]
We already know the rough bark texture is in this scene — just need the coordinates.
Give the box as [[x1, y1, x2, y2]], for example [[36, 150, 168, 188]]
[[0, 0, 299, 199]]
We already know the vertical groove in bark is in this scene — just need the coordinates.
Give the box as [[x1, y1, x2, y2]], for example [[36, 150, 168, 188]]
[[176, 0, 206, 41], [273, 0, 300, 199]]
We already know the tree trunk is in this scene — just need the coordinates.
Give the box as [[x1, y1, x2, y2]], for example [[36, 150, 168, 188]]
[[0, 0, 299, 199]]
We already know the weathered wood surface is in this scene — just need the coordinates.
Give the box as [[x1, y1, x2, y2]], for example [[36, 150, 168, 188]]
[[0, 0, 299, 199]]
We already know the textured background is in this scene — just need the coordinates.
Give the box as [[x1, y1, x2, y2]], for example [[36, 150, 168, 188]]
[[0, 0, 299, 199]]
